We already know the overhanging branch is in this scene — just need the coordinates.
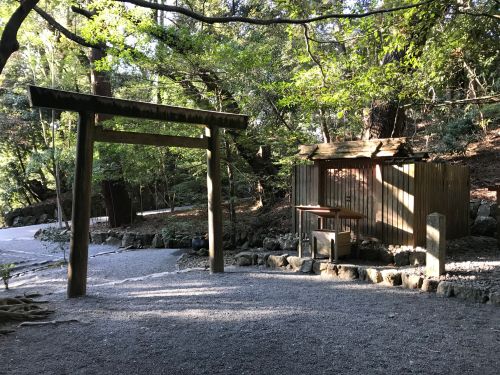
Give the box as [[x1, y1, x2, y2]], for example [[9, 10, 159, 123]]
[[114, 0, 436, 25]]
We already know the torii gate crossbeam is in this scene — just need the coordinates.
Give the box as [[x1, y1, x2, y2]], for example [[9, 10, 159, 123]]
[[28, 85, 249, 298]]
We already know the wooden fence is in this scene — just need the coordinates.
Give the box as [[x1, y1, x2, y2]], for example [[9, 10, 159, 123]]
[[292, 161, 469, 246]]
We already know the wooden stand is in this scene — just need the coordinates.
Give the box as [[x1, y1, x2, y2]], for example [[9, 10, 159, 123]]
[[296, 206, 364, 263]]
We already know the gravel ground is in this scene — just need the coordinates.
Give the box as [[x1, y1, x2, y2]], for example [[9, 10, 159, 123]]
[[1, 263, 499, 375]]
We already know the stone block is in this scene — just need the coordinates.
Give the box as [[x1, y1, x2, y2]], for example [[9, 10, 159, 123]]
[[471, 216, 497, 237], [409, 251, 426, 266], [267, 254, 288, 268], [151, 234, 164, 248], [263, 237, 281, 251], [378, 249, 394, 264], [381, 270, 402, 286], [91, 231, 107, 244], [452, 285, 488, 304], [436, 281, 454, 297], [366, 268, 383, 283], [358, 267, 367, 281], [421, 278, 439, 293], [300, 258, 314, 273], [287, 256, 304, 271], [394, 251, 410, 267], [477, 202, 497, 218], [121, 232, 136, 248], [313, 261, 327, 275], [338, 265, 358, 280], [235, 251, 257, 266], [401, 273, 423, 289], [489, 292, 500, 306], [426, 213, 446, 277], [105, 236, 121, 246], [325, 263, 338, 277]]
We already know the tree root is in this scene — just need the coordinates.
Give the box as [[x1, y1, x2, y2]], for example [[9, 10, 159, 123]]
[[0, 296, 53, 325]]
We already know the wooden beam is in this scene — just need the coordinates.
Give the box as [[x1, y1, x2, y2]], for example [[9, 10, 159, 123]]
[[28, 85, 249, 130], [67, 112, 95, 298], [206, 125, 224, 273], [94, 127, 208, 149]]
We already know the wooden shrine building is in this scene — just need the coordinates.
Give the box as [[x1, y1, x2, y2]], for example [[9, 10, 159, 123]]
[[292, 138, 470, 247]]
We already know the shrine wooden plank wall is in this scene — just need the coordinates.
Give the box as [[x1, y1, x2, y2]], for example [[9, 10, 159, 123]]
[[292, 161, 469, 246]]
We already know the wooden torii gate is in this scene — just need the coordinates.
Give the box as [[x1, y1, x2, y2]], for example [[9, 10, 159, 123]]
[[28, 85, 249, 298]]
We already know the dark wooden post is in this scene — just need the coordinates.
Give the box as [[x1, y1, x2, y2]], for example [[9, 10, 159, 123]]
[[206, 125, 224, 273], [67, 112, 95, 297]]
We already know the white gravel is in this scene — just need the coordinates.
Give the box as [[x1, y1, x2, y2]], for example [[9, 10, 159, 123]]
[[1, 263, 499, 375]]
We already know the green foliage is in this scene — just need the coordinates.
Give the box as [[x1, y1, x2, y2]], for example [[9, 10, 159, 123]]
[[437, 110, 482, 154], [1, 263, 15, 290]]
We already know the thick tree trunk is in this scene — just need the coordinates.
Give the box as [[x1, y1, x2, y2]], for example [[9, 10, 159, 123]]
[[362, 100, 406, 140], [0, 0, 39, 75], [101, 180, 133, 227], [89, 48, 134, 227]]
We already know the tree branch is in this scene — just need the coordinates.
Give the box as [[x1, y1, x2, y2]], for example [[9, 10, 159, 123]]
[[70, 5, 97, 19], [33, 5, 104, 49], [402, 94, 500, 108], [0, 0, 40, 74], [114, 0, 436, 25]]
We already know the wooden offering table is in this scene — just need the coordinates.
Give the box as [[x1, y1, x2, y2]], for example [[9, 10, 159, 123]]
[[295, 205, 365, 263]]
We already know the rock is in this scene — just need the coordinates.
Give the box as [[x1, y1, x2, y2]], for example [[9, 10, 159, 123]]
[[325, 263, 339, 277], [313, 261, 327, 275], [136, 233, 154, 247], [12, 216, 24, 227], [401, 273, 423, 289], [471, 216, 497, 237], [394, 251, 410, 267], [235, 251, 257, 266], [37, 213, 49, 224], [151, 234, 164, 248], [286, 256, 303, 271], [358, 267, 367, 281], [278, 233, 299, 251], [121, 232, 136, 248], [489, 292, 500, 306], [366, 268, 383, 283], [24, 216, 37, 225], [436, 281, 454, 297], [378, 248, 394, 264], [196, 248, 209, 257], [381, 270, 402, 286], [263, 237, 280, 251], [338, 265, 359, 280], [477, 202, 497, 218], [300, 258, 314, 273], [105, 236, 121, 246], [409, 251, 426, 266], [359, 247, 380, 261], [452, 284, 488, 303], [258, 252, 271, 266], [267, 254, 288, 268], [469, 199, 481, 219], [421, 278, 439, 293], [91, 231, 107, 244]]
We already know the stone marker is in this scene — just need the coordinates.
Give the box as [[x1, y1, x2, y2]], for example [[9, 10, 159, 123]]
[[426, 213, 446, 277]]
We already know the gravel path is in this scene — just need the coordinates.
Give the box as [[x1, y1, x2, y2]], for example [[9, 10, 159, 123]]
[[1, 265, 499, 375]]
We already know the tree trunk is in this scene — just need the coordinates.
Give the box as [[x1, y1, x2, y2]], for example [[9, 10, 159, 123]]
[[89, 48, 134, 227], [362, 100, 406, 140], [101, 180, 133, 227]]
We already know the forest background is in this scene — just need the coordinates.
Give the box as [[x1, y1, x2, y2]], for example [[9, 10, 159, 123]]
[[0, 0, 498, 227]]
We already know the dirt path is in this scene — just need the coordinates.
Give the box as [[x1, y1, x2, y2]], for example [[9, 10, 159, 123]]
[[1, 266, 499, 375]]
